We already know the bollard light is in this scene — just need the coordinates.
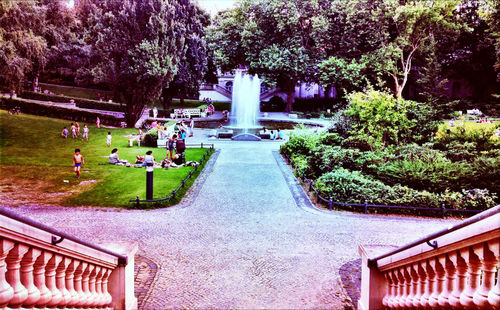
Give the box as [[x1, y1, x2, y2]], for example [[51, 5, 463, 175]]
[[146, 163, 154, 200]]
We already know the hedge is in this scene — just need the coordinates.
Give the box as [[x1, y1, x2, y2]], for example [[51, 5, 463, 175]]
[[0, 97, 125, 127], [20, 91, 124, 112]]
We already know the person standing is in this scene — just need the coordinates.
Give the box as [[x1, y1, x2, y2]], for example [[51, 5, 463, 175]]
[[96, 117, 100, 128], [73, 148, 84, 179], [82, 125, 89, 141], [75, 121, 80, 136], [106, 131, 112, 147], [189, 118, 194, 137], [70, 123, 77, 138], [167, 134, 177, 160], [153, 107, 158, 119]]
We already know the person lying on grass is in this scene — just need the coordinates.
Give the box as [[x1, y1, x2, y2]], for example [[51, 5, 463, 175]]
[[161, 155, 199, 169], [108, 148, 128, 165]]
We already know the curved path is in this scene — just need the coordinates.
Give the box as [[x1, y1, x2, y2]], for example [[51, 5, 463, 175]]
[[10, 138, 458, 309]]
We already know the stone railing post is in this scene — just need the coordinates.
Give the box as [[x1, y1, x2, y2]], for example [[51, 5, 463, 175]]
[[20, 247, 42, 308], [107, 242, 138, 310], [0, 240, 15, 308], [357, 245, 396, 310]]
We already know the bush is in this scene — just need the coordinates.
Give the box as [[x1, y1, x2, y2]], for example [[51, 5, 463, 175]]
[[434, 122, 500, 152], [143, 129, 158, 147], [280, 127, 322, 156], [290, 154, 313, 178], [320, 133, 343, 146], [345, 90, 437, 149]]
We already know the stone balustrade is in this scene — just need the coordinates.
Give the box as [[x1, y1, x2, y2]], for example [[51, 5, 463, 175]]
[[359, 205, 500, 310], [0, 208, 137, 309]]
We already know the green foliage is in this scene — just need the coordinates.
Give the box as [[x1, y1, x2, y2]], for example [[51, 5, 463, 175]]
[[143, 129, 158, 148], [434, 122, 500, 151], [345, 90, 437, 148], [279, 127, 322, 157], [318, 56, 366, 100], [21, 91, 124, 112]]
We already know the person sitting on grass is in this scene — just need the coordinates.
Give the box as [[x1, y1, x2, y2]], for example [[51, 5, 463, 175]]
[[144, 150, 155, 166], [109, 148, 128, 165]]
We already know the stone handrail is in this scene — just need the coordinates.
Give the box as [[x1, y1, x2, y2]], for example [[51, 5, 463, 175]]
[[0, 207, 137, 309], [358, 205, 500, 309]]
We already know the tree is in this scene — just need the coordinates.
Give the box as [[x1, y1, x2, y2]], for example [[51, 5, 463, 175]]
[[162, 2, 209, 110], [371, 0, 463, 99], [0, 1, 47, 94], [84, 0, 187, 126], [209, 0, 331, 112], [318, 56, 366, 102]]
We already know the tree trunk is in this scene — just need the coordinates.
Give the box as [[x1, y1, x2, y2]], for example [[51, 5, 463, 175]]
[[124, 95, 145, 128], [179, 93, 185, 105], [285, 79, 297, 113], [162, 88, 173, 111], [33, 74, 39, 92]]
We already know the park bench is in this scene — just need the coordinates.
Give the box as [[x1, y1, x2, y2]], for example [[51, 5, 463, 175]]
[[170, 108, 207, 118]]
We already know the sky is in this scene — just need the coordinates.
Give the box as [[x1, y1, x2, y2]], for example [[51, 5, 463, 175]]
[[196, 0, 236, 16]]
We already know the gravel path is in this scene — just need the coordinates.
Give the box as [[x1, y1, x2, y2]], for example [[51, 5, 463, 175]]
[[8, 139, 459, 309]]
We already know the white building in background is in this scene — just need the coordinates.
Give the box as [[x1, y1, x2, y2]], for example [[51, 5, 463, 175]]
[[199, 68, 335, 103]]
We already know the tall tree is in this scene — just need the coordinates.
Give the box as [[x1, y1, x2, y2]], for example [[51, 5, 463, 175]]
[[209, 0, 331, 112], [162, 1, 209, 110], [371, 0, 463, 99], [84, 0, 187, 126], [0, 0, 47, 95]]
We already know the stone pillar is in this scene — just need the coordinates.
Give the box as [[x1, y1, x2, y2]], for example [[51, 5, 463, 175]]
[[357, 245, 397, 310], [107, 242, 138, 310]]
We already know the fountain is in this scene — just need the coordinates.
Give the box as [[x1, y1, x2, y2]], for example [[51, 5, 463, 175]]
[[225, 71, 262, 141]]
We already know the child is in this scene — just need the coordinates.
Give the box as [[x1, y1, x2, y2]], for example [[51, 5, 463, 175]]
[[73, 148, 84, 179], [82, 125, 89, 141], [106, 131, 112, 147], [167, 134, 177, 160], [71, 123, 77, 138], [75, 121, 80, 136], [96, 117, 100, 129], [61, 127, 68, 139]]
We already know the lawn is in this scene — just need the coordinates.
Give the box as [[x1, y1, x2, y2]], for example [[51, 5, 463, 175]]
[[39, 83, 112, 101], [0, 110, 211, 208]]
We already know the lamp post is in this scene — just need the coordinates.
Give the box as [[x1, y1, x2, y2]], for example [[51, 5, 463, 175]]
[[146, 163, 154, 200]]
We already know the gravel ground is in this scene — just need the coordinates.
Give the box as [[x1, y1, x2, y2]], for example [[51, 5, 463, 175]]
[[6, 137, 459, 309]]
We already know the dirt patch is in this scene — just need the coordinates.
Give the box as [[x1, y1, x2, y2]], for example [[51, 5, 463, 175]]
[[0, 166, 98, 206]]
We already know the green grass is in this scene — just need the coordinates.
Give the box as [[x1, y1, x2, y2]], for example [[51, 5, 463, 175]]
[[39, 83, 112, 101], [0, 110, 211, 208]]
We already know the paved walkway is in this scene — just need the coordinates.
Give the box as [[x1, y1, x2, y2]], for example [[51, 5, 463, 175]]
[[8, 139, 458, 309]]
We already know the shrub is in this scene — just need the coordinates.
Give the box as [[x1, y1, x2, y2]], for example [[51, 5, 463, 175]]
[[143, 129, 158, 147], [434, 122, 500, 152], [280, 127, 322, 156], [290, 154, 313, 178], [444, 141, 478, 161], [320, 133, 343, 146], [345, 90, 437, 148]]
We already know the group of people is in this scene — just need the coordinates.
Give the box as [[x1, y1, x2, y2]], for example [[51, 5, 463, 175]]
[[261, 127, 284, 140], [61, 122, 89, 141]]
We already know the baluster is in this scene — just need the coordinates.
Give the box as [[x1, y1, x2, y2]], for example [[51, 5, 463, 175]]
[[437, 254, 455, 308], [20, 247, 42, 308], [94, 268, 105, 308], [0, 239, 15, 308], [429, 257, 445, 308], [415, 261, 427, 309], [100, 268, 113, 309], [65, 259, 80, 308], [405, 264, 418, 308], [420, 259, 435, 309], [488, 239, 499, 309], [55, 257, 71, 308], [73, 261, 88, 308], [473, 242, 498, 308], [459, 247, 481, 308], [33, 251, 53, 308], [6, 244, 29, 308], [45, 254, 63, 308], [449, 250, 467, 308], [383, 271, 393, 308], [88, 266, 101, 307], [396, 267, 407, 309], [81, 264, 95, 307]]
